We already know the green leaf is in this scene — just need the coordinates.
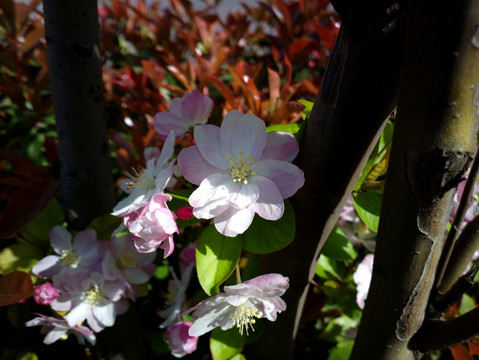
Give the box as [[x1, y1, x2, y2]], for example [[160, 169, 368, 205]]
[[328, 339, 354, 360], [322, 280, 340, 297], [242, 199, 295, 254], [352, 192, 382, 233], [298, 99, 314, 118], [196, 225, 242, 295], [166, 190, 202, 229], [266, 123, 300, 135], [229, 355, 246, 360], [0, 242, 43, 274], [316, 255, 344, 280], [210, 327, 245, 360], [19, 198, 63, 246], [322, 227, 357, 260], [353, 145, 379, 191], [459, 293, 476, 315]]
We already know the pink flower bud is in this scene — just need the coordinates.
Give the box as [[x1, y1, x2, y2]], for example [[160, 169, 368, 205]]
[[165, 322, 198, 358], [34, 282, 59, 306], [177, 206, 194, 220]]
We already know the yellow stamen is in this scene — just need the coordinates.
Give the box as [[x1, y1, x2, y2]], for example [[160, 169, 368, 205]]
[[225, 152, 257, 185], [116, 252, 136, 269], [124, 167, 156, 190], [60, 249, 79, 267], [231, 300, 263, 335]]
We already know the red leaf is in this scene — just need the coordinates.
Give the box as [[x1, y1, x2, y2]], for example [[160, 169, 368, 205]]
[[450, 344, 474, 360], [468, 338, 479, 356], [0, 179, 59, 238], [0, 271, 34, 306]]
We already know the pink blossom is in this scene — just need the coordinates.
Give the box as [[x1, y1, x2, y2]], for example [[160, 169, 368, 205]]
[[154, 90, 213, 140], [353, 254, 374, 309], [450, 177, 479, 226], [124, 193, 178, 255], [32, 226, 102, 291], [178, 110, 304, 237], [185, 273, 289, 336], [50, 272, 126, 333], [165, 322, 198, 358], [102, 233, 156, 299], [34, 282, 59, 306]]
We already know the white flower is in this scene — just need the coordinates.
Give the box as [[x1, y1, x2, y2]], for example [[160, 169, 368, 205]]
[[178, 110, 304, 237], [353, 254, 374, 309], [50, 272, 126, 332], [185, 273, 289, 337], [112, 131, 176, 217]]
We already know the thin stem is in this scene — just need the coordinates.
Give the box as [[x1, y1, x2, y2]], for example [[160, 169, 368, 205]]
[[435, 147, 479, 290], [235, 264, 242, 284]]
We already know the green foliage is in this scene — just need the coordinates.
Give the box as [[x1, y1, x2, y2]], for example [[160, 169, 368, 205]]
[[0, 242, 43, 274], [19, 198, 63, 246], [322, 227, 357, 260], [196, 225, 242, 296], [210, 328, 245, 360], [242, 199, 295, 254], [352, 192, 382, 233]]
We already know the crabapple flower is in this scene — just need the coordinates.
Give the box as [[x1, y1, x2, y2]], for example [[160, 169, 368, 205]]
[[154, 90, 213, 139], [34, 282, 59, 306], [353, 254, 374, 309], [165, 322, 198, 358], [102, 233, 156, 298], [25, 314, 96, 345], [50, 272, 126, 333], [32, 226, 102, 291], [186, 273, 289, 337], [450, 177, 479, 227], [123, 193, 178, 255], [178, 110, 304, 237], [112, 131, 175, 217], [158, 264, 194, 328]]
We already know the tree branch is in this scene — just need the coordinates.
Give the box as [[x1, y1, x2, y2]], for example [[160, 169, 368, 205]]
[[411, 307, 479, 353], [43, 0, 114, 229], [245, 2, 406, 358]]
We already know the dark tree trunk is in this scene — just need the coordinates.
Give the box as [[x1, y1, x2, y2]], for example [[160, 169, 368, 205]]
[[246, 1, 406, 358], [350, 1, 479, 359], [43, 0, 114, 230]]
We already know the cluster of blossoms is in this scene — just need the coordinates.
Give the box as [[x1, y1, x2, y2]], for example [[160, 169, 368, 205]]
[[27, 90, 301, 356], [26, 225, 156, 344]]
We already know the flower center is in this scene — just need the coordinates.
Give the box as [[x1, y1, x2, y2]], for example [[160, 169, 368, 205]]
[[117, 252, 136, 269], [83, 288, 107, 307], [231, 300, 263, 335], [60, 249, 79, 267], [225, 152, 257, 185], [124, 167, 156, 190]]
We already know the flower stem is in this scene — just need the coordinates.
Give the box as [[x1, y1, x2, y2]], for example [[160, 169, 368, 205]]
[[235, 264, 242, 284]]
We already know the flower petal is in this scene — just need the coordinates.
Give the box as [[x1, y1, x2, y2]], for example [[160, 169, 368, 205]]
[[254, 159, 305, 198], [244, 273, 289, 296], [189, 302, 234, 337], [229, 183, 259, 210], [261, 131, 299, 162], [250, 176, 284, 220], [50, 226, 72, 253], [194, 124, 229, 169], [189, 173, 234, 218], [178, 146, 222, 185], [220, 111, 266, 160], [214, 207, 256, 237]]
